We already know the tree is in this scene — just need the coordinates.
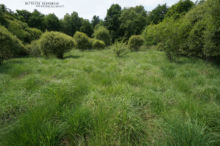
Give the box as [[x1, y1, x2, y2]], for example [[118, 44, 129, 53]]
[[61, 12, 82, 36], [16, 10, 32, 24], [91, 15, 100, 28], [93, 26, 111, 46], [120, 6, 147, 40], [148, 4, 168, 24], [44, 14, 60, 31], [80, 19, 93, 37], [104, 4, 122, 42], [166, 0, 195, 19], [0, 5, 7, 26], [28, 10, 45, 31]]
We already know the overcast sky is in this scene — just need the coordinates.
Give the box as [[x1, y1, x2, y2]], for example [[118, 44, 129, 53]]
[[1, 0, 197, 20]]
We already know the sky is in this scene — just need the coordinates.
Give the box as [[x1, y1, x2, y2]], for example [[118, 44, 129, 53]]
[[0, 0, 197, 20]]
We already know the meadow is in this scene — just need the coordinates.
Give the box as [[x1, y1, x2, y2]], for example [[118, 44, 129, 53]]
[[0, 48, 219, 145]]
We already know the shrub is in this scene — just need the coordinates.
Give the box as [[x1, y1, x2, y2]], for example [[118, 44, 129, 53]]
[[142, 23, 167, 46], [203, 0, 220, 58], [112, 42, 129, 57], [142, 0, 220, 61], [0, 25, 25, 64], [39, 31, 76, 59], [73, 31, 91, 50], [27, 28, 42, 41], [7, 19, 31, 43], [128, 35, 144, 51], [165, 0, 194, 19], [26, 40, 41, 57], [93, 26, 111, 46], [91, 39, 105, 49]]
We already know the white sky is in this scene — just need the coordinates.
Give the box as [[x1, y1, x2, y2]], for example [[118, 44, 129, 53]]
[[0, 0, 197, 20]]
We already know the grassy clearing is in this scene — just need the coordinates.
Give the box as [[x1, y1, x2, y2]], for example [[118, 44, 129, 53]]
[[0, 48, 220, 145]]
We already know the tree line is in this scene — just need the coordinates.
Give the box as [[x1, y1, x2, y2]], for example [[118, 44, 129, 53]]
[[0, 2, 169, 42], [0, 0, 219, 63]]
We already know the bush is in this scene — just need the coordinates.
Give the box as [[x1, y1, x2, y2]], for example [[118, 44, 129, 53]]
[[142, 23, 167, 46], [203, 0, 220, 58], [27, 28, 42, 41], [7, 19, 31, 43], [93, 26, 111, 46], [73, 31, 91, 50], [112, 42, 129, 57], [0, 25, 25, 64], [26, 40, 41, 57], [142, 0, 220, 61], [39, 31, 76, 59], [128, 35, 144, 51], [91, 39, 105, 49]]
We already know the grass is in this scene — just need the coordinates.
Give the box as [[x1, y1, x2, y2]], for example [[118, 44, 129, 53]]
[[0, 48, 219, 146]]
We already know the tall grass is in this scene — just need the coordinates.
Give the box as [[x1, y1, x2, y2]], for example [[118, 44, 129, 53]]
[[0, 49, 219, 145]]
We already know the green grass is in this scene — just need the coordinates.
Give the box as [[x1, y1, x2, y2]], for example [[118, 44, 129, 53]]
[[0, 48, 220, 146]]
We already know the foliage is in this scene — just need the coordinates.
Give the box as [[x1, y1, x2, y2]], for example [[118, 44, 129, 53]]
[[73, 31, 91, 50], [203, 0, 220, 58], [93, 26, 111, 46], [26, 40, 42, 57], [128, 35, 144, 51], [104, 4, 122, 42], [112, 42, 129, 57], [143, 0, 220, 61], [0, 25, 25, 63], [165, 0, 195, 19], [7, 19, 42, 43], [61, 12, 82, 36], [91, 15, 101, 28], [26, 28, 42, 41], [119, 6, 148, 40], [15, 10, 32, 24], [7, 19, 31, 43], [91, 39, 105, 49], [39, 31, 76, 58], [80, 19, 93, 37], [28, 10, 45, 31], [44, 14, 60, 31], [0, 6, 7, 26], [148, 4, 168, 24]]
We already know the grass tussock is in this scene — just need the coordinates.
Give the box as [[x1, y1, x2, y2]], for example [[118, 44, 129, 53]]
[[0, 49, 220, 145]]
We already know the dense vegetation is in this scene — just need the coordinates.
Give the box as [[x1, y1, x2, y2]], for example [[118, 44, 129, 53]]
[[143, 0, 220, 61], [0, 0, 220, 145], [39, 31, 76, 58], [0, 25, 26, 64], [0, 49, 219, 145], [1, 0, 218, 62]]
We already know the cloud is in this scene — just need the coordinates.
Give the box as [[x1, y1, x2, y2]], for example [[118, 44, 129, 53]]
[[0, 0, 196, 19]]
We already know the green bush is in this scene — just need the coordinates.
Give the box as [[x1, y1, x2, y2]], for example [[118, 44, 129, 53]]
[[27, 28, 42, 41], [203, 0, 220, 58], [128, 35, 144, 51], [73, 31, 91, 50], [0, 25, 25, 64], [26, 40, 41, 57], [142, 0, 220, 61], [7, 19, 31, 43], [6, 19, 42, 44], [39, 31, 76, 59], [93, 26, 111, 46], [165, 0, 194, 19], [112, 42, 129, 57], [91, 39, 105, 49], [142, 23, 167, 46]]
